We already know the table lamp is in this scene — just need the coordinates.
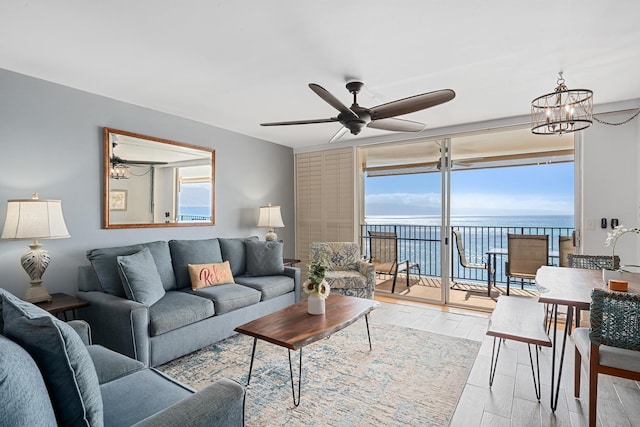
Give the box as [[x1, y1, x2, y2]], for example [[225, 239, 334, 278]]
[[257, 203, 284, 241], [1, 193, 70, 303]]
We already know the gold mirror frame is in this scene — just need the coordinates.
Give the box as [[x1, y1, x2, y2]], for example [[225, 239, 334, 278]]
[[103, 128, 215, 229]]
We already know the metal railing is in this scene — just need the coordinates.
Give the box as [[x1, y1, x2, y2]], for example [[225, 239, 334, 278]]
[[177, 214, 212, 222], [360, 223, 574, 287]]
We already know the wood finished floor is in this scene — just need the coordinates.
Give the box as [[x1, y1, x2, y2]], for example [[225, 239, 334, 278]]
[[368, 296, 640, 427]]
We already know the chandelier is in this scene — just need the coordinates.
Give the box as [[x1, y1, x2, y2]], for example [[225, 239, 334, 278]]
[[110, 163, 130, 179], [531, 72, 593, 135]]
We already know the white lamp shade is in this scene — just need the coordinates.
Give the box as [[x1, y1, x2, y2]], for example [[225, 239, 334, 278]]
[[257, 205, 284, 228], [2, 197, 70, 240]]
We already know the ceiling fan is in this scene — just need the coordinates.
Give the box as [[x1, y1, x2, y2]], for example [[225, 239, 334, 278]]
[[110, 142, 168, 166], [261, 81, 456, 143]]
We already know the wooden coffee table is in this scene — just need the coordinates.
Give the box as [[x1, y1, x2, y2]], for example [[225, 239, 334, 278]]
[[234, 293, 379, 406]]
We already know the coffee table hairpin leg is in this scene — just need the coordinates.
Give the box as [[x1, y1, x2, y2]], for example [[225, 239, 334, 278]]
[[288, 349, 303, 406]]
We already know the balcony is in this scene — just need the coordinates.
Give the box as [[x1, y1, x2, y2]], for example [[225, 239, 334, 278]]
[[360, 223, 574, 307]]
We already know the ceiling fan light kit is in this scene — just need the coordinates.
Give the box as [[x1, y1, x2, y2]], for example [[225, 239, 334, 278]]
[[531, 71, 593, 135], [261, 81, 455, 143]]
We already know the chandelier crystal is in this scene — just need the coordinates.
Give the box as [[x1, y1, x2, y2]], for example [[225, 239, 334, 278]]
[[531, 72, 593, 135]]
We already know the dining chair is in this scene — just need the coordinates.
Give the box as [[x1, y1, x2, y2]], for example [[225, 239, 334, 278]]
[[367, 230, 420, 294], [505, 234, 549, 296], [572, 289, 640, 427], [558, 235, 574, 267], [451, 229, 491, 295]]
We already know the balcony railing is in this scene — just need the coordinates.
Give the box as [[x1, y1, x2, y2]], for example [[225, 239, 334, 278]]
[[360, 223, 574, 287]]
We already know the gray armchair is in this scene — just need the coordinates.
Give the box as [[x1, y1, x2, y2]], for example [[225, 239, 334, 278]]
[[0, 288, 245, 427], [309, 242, 376, 299]]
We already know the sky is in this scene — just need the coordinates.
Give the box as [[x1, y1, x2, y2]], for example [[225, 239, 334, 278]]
[[365, 162, 574, 217]]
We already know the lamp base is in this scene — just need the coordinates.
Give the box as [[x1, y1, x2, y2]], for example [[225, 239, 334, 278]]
[[265, 230, 278, 241], [20, 241, 53, 303], [23, 282, 53, 303]]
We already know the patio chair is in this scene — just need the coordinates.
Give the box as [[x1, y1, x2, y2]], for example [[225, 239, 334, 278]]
[[309, 242, 376, 299], [567, 254, 620, 270], [558, 235, 574, 267], [572, 289, 640, 427], [367, 230, 421, 294], [451, 229, 492, 296], [505, 234, 549, 296]]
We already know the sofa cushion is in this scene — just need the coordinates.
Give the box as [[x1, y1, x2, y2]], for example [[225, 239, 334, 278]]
[[169, 238, 223, 289], [1, 289, 103, 427], [0, 334, 57, 426], [101, 368, 193, 427], [188, 261, 235, 289], [143, 241, 178, 291], [87, 241, 177, 297], [117, 247, 166, 306], [245, 240, 285, 276], [148, 291, 215, 336], [219, 236, 258, 277], [188, 284, 261, 315], [87, 243, 143, 297], [234, 275, 295, 301]]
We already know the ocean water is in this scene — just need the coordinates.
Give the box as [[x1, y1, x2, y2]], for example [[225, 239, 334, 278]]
[[365, 214, 574, 228]]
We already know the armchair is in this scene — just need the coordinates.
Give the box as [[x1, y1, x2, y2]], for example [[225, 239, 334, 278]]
[[309, 242, 375, 299]]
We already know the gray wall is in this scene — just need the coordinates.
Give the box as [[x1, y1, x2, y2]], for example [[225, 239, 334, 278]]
[[0, 68, 295, 297]]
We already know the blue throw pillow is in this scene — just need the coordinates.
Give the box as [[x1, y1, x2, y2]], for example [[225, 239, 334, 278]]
[[219, 236, 259, 276], [0, 289, 103, 427], [86, 243, 144, 297], [0, 335, 57, 426], [117, 247, 166, 306], [245, 240, 285, 276]]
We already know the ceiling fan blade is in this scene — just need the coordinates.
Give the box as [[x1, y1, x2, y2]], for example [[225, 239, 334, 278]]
[[328, 126, 349, 143], [368, 118, 426, 132], [308, 83, 358, 120], [120, 159, 168, 165], [370, 89, 456, 120], [261, 118, 338, 126]]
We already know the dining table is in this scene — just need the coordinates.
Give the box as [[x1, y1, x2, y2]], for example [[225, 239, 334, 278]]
[[535, 265, 640, 411]]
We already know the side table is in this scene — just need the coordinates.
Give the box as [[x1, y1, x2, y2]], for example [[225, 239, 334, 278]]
[[36, 293, 90, 321], [283, 258, 301, 267]]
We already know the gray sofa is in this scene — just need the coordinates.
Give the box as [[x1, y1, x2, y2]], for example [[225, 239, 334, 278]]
[[77, 237, 300, 367], [0, 288, 245, 427]]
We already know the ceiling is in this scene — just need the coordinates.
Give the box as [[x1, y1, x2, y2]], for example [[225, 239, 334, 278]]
[[1, 1, 639, 149]]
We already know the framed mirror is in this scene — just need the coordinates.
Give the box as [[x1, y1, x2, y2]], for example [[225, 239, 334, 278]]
[[103, 128, 215, 228]]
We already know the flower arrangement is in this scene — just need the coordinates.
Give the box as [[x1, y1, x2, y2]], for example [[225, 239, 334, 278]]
[[303, 256, 330, 299], [605, 225, 640, 271]]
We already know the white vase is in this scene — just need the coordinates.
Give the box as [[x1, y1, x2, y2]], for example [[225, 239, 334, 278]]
[[307, 293, 325, 315], [602, 269, 623, 285]]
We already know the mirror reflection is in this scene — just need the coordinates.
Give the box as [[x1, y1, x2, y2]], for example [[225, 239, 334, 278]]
[[103, 128, 215, 228]]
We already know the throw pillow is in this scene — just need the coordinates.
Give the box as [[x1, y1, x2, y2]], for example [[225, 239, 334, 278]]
[[169, 238, 223, 289], [188, 261, 235, 289], [0, 335, 57, 426], [219, 236, 259, 276], [86, 243, 144, 297], [245, 240, 285, 276], [116, 247, 166, 306], [0, 289, 103, 427]]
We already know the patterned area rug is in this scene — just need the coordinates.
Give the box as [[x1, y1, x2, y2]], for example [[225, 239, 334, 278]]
[[158, 323, 480, 426]]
